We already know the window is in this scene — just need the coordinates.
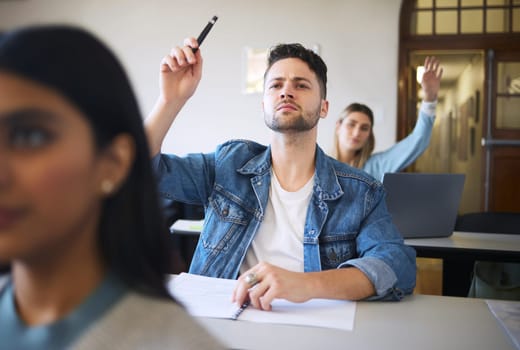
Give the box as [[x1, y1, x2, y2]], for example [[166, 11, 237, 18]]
[[410, 0, 520, 35]]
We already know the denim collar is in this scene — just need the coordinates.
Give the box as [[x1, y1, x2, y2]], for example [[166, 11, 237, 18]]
[[237, 144, 344, 201]]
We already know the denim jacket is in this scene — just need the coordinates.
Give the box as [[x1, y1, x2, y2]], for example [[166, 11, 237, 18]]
[[152, 140, 416, 300]]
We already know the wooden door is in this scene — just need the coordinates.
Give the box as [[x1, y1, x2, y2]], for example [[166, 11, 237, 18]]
[[484, 50, 520, 212]]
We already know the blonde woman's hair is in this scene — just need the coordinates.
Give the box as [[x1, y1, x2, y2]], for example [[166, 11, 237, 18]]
[[334, 103, 375, 169]]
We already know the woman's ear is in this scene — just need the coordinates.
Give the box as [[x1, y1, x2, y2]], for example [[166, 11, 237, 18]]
[[97, 134, 135, 197]]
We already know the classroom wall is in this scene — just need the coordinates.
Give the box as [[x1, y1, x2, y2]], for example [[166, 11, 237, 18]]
[[0, 0, 402, 156]]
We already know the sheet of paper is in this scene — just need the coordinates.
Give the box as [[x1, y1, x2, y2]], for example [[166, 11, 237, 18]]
[[486, 299, 520, 350], [168, 272, 239, 318], [168, 273, 356, 331], [170, 219, 204, 234]]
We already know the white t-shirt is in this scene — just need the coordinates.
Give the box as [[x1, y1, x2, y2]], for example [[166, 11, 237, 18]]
[[240, 170, 314, 273]]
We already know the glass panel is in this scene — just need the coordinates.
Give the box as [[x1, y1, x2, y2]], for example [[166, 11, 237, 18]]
[[436, 10, 458, 33], [514, 8, 520, 32], [486, 9, 508, 32], [243, 48, 268, 94], [416, 0, 433, 8], [496, 97, 520, 129], [437, 0, 458, 7], [461, 10, 483, 32], [497, 62, 520, 94], [461, 0, 483, 6], [487, 0, 509, 5], [415, 11, 433, 34]]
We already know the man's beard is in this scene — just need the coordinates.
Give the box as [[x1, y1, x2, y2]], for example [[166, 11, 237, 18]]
[[265, 105, 321, 132]]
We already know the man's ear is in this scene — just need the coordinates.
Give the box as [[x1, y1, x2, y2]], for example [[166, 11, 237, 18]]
[[320, 99, 329, 118], [97, 134, 135, 197]]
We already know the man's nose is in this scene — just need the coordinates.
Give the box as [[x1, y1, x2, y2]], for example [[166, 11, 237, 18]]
[[280, 86, 294, 99]]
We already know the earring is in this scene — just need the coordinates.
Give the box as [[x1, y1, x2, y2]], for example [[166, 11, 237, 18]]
[[101, 180, 115, 195]]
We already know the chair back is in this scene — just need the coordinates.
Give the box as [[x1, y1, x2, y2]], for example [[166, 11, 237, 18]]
[[456, 212, 520, 300], [455, 212, 520, 234]]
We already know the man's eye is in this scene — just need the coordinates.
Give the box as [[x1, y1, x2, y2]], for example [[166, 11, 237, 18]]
[[269, 83, 281, 89], [10, 127, 53, 149]]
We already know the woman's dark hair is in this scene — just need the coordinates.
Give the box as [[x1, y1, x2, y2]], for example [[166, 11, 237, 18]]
[[0, 25, 171, 298], [264, 43, 328, 99]]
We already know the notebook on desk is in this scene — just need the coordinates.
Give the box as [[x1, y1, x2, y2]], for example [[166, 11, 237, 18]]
[[382, 173, 465, 239]]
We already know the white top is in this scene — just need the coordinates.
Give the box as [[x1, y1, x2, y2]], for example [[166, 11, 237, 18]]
[[241, 171, 314, 273]]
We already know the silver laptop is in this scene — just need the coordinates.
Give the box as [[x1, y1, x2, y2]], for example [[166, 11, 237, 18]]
[[382, 173, 465, 238]]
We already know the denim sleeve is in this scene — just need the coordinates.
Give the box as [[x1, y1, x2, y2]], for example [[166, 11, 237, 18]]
[[151, 152, 217, 209], [339, 185, 417, 301]]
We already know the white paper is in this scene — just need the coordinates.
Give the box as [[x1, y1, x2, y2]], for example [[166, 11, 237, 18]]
[[168, 273, 356, 331], [486, 299, 520, 350], [168, 272, 239, 318], [170, 219, 204, 234]]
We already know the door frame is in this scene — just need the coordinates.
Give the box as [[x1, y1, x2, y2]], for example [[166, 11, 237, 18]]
[[398, 0, 520, 210]]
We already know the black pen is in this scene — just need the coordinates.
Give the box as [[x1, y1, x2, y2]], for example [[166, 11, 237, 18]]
[[231, 300, 250, 321], [193, 15, 218, 53]]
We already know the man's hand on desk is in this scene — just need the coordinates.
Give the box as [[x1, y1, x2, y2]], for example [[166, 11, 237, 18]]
[[232, 262, 313, 311], [231, 262, 376, 311]]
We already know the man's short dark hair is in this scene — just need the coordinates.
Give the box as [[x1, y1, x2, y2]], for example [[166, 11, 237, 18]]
[[264, 43, 327, 99]]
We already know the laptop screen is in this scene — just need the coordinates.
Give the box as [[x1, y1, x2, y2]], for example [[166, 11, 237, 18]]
[[382, 173, 465, 238]]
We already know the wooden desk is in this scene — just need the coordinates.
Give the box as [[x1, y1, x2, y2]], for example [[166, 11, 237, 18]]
[[406, 231, 520, 296], [195, 294, 516, 350]]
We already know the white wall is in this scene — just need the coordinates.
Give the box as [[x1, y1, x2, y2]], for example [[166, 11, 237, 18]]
[[0, 0, 402, 156]]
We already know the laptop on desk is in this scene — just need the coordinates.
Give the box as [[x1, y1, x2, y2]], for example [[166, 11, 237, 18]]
[[382, 173, 465, 239]]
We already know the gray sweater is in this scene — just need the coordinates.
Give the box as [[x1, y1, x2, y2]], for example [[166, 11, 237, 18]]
[[73, 291, 226, 350], [0, 276, 225, 349]]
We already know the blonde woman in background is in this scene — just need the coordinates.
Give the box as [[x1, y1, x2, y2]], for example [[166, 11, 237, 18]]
[[334, 56, 443, 181]]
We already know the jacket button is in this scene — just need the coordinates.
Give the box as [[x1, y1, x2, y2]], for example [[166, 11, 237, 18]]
[[222, 208, 229, 216]]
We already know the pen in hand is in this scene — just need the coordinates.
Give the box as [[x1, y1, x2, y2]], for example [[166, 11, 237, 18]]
[[231, 273, 259, 320], [231, 300, 250, 320], [193, 15, 218, 53]]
